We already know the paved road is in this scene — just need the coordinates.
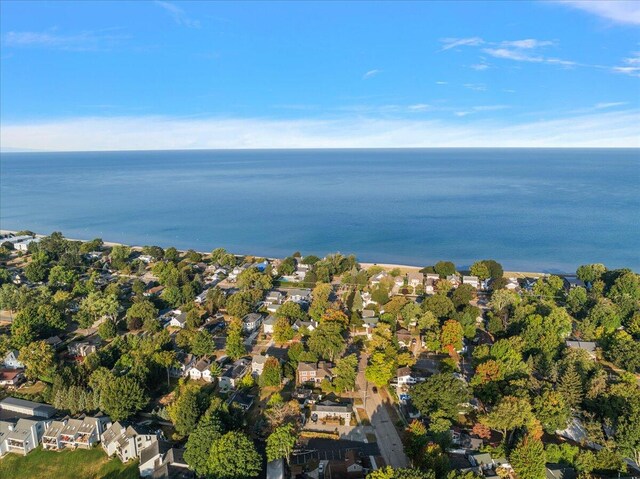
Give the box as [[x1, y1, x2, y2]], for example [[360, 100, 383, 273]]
[[356, 354, 409, 468]]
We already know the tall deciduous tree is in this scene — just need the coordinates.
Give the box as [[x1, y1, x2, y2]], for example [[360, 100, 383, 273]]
[[510, 437, 546, 479], [100, 375, 147, 421], [225, 318, 246, 360], [184, 413, 224, 477], [266, 423, 297, 463], [207, 431, 262, 479]]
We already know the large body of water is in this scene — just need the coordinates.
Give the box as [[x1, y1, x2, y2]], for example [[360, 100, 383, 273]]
[[1, 148, 638, 272]]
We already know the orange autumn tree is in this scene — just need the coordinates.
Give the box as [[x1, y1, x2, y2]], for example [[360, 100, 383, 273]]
[[320, 308, 349, 328], [440, 319, 464, 357]]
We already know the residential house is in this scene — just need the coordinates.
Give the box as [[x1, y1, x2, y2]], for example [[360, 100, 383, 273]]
[[0, 418, 50, 456], [194, 289, 209, 304], [251, 355, 269, 377], [139, 441, 190, 478], [0, 369, 24, 388], [167, 312, 188, 329], [407, 271, 424, 288], [446, 275, 461, 287], [145, 285, 165, 298], [42, 420, 66, 450], [228, 264, 250, 282], [44, 335, 63, 349], [462, 276, 479, 289], [3, 350, 24, 369], [292, 319, 317, 333], [396, 367, 416, 385], [425, 277, 436, 294], [218, 358, 250, 391], [265, 291, 284, 306], [468, 452, 495, 471], [67, 341, 98, 358], [263, 315, 277, 335], [566, 340, 597, 360], [297, 361, 332, 385], [287, 288, 312, 304], [14, 238, 40, 252], [311, 400, 353, 423], [362, 317, 379, 337], [369, 272, 389, 286], [101, 421, 158, 463], [187, 358, 214, 382], [44, 416, 111, 450], [563, 277, 586, 291], [242, 313, 263, 333], [505, 278, 520, 290], [325, 449, 364, 479], [546, 465, 577, 479], [169, 353, 196, 378], [231, 392, 255, 411], [396, 328, 413, 348]]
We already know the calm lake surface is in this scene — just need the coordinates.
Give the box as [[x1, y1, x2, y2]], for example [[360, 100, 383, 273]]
[[1, 148, 638, 272]]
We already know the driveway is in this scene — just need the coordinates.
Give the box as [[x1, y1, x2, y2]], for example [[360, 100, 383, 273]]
[[356, 354, 409, 468]]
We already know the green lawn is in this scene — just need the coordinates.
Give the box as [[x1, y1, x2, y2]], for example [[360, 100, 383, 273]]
[[0, 446, 139, 479]]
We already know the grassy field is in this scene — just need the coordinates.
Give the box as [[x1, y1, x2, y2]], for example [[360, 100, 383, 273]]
[[0, 447, 139, 479]]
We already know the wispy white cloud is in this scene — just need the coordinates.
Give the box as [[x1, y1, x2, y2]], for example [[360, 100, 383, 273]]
[[470, 63, 490, 71], [435, 81, 448, 85], [439, 37, 484, 51], [595, 102, 628, 109], [407, 104, 431, 112], [363, 69, 382, 79], [611, 52, 640, 77], [557, 1, 640, 26], [4, 109, 636, 150], [2, 28, 129, 51], [155, 1, 201, 28], [454, 105, 510, 117], [463, 83, 487, 91], [501, 39, 554, 49]]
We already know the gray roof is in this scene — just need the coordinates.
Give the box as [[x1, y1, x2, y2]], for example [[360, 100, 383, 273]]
[[140, 440, 172, 465], [312, 401, 352, 414], [566, 340, 596, 353], [0, 396, 56, 418], [243, 313, 262, 323]]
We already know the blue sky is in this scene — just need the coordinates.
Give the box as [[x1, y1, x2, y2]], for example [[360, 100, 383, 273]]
[[1, 0, 639, 150]]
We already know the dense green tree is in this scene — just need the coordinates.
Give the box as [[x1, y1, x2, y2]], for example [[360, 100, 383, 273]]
[[367, 467, 435, 479], [557, 362, 583, 409], [24, 259, 49, 283], [273, 316, 294, 344], [434, 261, 456, 277], [533, 389, 571, 433], [126, 299, 158, 330], [332, 354, 358, 392], [100, 375, 147, 421], [441, 319, 464, 354], [168, 383, 203, 436], [191, 330, 216, 356], [260, 357, 282, 387], [266, 423, 297, 464], [482, 396, 534, 440], [510, 437, 546, 479], [225, 318, 246, 360], [98, 320, 118, 339], [470, 261, 491, 280], [576, 264, 606, 284], [307, 322, 345, 361], [608, 271, 640, 320], [309, 283, 332, 321], [207, 431, 262, 479], [237, 267, 272, 291], [48, 265, 77, 288], [276, 301, 306, 321], [225, 291, 254, 318], [452, 284, 475, 309], [423, 294, 455, 320], [411, 373, 470, 420], [365, 351, 397, 388], [184, 412, 224, 477], [19, 340, 57, 382]]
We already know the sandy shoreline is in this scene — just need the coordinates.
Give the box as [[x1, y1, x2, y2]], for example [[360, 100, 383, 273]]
[[1, 229, 552, 277]]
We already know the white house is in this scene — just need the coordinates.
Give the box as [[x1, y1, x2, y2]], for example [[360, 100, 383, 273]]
[[167, 312, 188, 329], [396, 367, 417, 385], [101, 422, 157, 463], [242, 313, 262, 333], [187, 358, 214, 382], [263, 315, 276, 335], [287, 288, 312, 304], [43, 416, 110, 450], [0, 418, 50, 456], [14, 238, 40, 252], [311, 400, 352, 423], [251, 355, 269, 377], [462, 276, 479, 289], [218, 358, 250, 391], [3, 350, 24, 369]]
